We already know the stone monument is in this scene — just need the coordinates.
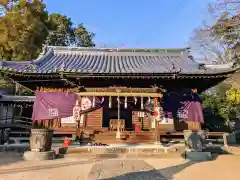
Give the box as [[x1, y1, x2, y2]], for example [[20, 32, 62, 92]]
[[184, 130, 212, 161]]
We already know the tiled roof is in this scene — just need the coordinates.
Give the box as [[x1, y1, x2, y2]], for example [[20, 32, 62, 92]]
[[0, 46, 236, 75]]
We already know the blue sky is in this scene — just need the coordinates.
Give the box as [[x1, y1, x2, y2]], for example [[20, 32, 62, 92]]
[[44, 0, 215, 48]]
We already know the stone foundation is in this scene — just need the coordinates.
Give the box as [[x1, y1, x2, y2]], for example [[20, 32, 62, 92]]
[[23, 150, 56, 161], [185, 151, 212, 161]]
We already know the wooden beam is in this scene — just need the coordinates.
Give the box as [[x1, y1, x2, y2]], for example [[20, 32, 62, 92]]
[[83, 87, 163, 93], [77, 91, 162, 97], [37, 87, 163, 97]]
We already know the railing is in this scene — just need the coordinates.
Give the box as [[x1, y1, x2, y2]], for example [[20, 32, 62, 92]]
[[0, 116, 32, 127], [14, 116, 32, 126], [0, 117, 13, 124]]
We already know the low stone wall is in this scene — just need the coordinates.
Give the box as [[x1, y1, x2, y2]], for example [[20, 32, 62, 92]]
[[55, 145, 186, 159], [223, 145, 240, 154]]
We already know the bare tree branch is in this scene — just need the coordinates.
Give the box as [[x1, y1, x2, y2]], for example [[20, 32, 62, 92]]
[[190, 0, 240, 64]]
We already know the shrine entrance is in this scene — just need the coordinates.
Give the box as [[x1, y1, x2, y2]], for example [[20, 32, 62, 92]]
[[102, 107, 133, 130], [102, 96, 133, 129], [77, 89, 162, 132]]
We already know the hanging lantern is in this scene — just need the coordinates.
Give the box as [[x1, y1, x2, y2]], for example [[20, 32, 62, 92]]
[[153, 97, 160, 122], [124, 97, 127, 109], [81, 97, 92, 111], [73, 100, 81, 122]]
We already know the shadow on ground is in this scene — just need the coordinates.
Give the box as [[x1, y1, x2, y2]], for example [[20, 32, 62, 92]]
[[0, 144, 234, 180], [99, 161, 195, 180], [92, 149, 231, 180], [0, 158, 97, 175]]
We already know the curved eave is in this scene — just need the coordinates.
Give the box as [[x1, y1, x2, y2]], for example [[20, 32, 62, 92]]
[[0, 70, 235, 80], [0, 69, 60, 78], [64, 74, 231, 79]]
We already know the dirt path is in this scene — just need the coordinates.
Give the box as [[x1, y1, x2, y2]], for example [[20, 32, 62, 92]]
[[0, 153, 239, 180]]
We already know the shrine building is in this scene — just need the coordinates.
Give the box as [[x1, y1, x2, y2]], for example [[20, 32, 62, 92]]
[[0, 46, 237, 144]]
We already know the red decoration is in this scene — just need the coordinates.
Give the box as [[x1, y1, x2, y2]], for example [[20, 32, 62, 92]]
[[63, 137, 71, 147], [135, 124, 141, 132], [154, 111, 158, 117]]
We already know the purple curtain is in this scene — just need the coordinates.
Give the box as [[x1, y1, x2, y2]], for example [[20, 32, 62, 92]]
[[179, 101, 204, 123], [32, 92, 77, 121], [163, 93, 204, 123]]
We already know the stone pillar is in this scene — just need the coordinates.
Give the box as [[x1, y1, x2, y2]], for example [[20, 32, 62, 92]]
[[223, 133, 236, 146]]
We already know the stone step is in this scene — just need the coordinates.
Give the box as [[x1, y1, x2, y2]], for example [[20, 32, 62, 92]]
[[10, 131, 79, 136], [9, 137, 77, 144], [94, 139, 156, 145]]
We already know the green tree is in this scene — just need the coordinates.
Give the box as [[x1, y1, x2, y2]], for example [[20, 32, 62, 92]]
[[74, 23, 95, 47], [45, 13, 74, 46], [46, 15, 95, 47], [0, 0, 51, 60], [201, 86, 240, 132]]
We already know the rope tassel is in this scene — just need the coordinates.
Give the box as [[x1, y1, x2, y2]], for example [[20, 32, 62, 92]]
[[141, 97, 144, 110], [124, 97, 127, 108], [92, 96, 95, 107], [109, 96, 112, 108], [134, 97, 137, 105]]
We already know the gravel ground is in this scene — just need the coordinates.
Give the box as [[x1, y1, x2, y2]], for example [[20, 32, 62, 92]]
[[0, 152, 240, 180]]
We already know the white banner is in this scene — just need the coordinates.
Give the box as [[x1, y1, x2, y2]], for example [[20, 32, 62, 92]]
[[61, 114, 85, 124], [61, 116, 75, 124]]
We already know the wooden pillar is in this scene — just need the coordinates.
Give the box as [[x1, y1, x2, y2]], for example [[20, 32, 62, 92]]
[[5, 105, 9, 124], [154, 97, 160, 143], [12, 104, 18, 124], [75, 96, 82, 140]]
